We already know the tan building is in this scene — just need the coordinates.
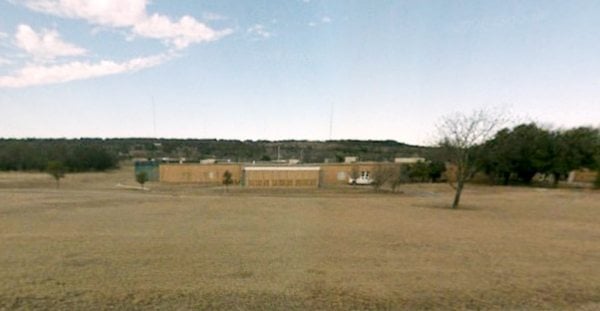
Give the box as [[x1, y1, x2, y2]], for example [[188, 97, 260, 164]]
[[243, 166, 320, 188], [394, 157, 426, 164], [159, 163, 242, 184], [158, 162, 410, 187], [344, 156, 358, 163], [568, 169, 598, 185]]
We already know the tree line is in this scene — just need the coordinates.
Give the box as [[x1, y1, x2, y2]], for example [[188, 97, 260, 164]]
[[0, 138, 429, 170], [0, 140, 118, 172], [435, 109, 599, 209], [479, 124, 599, 185], [143, 139, 427, 163]]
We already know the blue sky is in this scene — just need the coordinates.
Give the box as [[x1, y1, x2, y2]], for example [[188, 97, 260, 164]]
[[1, 0, 599, 145]]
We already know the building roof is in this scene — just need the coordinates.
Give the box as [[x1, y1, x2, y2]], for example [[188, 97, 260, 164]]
[[243, 166, 321, 171]]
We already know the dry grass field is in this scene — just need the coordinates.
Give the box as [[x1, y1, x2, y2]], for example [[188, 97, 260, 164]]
[[1, 166, 599, 310]]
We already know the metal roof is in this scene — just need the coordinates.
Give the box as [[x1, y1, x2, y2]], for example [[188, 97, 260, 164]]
[[243, 166, 321, 171]]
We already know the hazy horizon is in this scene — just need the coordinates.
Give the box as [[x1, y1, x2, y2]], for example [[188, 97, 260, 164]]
[[0, 136, 426, 146]]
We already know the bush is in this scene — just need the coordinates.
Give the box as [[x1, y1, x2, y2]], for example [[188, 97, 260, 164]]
[[391, 166, 410, 192], [223, 170, 233, 192], [47, 161, 65, 188], [136, 171, 149, 189], [371, 166, 394, 192]]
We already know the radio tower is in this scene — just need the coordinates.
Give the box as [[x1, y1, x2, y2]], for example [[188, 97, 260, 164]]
[[152, 96, 157, 139], [329, 102, 334, 140]]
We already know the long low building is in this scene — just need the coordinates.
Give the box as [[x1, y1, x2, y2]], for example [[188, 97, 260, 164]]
[[154, 162, 409, 188]]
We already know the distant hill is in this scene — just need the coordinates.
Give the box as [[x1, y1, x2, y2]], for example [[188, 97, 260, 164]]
[[0, 138, 433, 171], [112, 138, 429, 163]]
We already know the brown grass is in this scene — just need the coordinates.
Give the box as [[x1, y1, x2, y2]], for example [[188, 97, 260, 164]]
[[0, 166, 599, 310]]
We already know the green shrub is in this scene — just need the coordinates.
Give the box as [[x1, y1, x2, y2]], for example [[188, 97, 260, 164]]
[[136, 171, 149, 189], [47, 161, 65, 188]]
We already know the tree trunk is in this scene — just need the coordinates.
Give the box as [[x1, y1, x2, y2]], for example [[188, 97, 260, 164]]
[[502, 172, 510, 185], [451, 179, 464, 209], [552, 172, 560, 187]]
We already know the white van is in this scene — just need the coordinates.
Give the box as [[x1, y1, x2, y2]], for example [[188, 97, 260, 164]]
[[348, 171, 373, 185]]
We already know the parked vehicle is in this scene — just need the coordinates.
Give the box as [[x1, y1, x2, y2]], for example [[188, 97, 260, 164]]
[[348, 171, 373, 185]]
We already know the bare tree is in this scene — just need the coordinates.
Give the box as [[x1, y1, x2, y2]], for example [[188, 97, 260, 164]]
[[390, 165, 410, 192], [349, 165, 360, 185], [371, 165, 394, 192], [436, 109, 508, 209]]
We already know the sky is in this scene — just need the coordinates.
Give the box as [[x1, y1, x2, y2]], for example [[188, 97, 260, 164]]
[[1, 0, 599, 145]]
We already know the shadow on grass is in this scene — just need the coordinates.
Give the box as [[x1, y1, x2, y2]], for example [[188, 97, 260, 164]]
[[411, 202, 481, 211]]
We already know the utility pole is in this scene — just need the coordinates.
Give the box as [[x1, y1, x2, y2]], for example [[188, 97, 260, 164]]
[[152, 96, 157, 139], [329, 102, 334, 140]]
